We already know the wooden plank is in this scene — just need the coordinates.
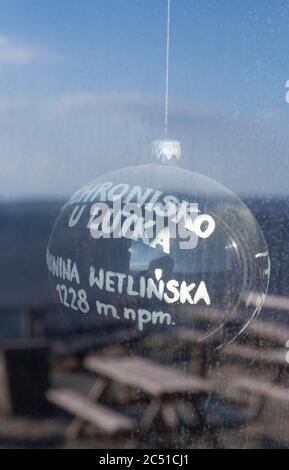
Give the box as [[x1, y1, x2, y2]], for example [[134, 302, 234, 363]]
[[47, 388, 133, 434], [221, 343, 287, 366], [247, 293, 289, 312], [246, 320, 289, 346], [65, 378, 109, 441], [53, 327, 143, 357], [180, 295, 289, 346], [84, 356, 216, 397], [232, 377, 289, 403]]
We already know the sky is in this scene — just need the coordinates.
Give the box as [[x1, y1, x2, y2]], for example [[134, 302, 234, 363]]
[[1, 0, 289, 199]]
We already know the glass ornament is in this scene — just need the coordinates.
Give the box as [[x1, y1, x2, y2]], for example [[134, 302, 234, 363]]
[[47, 140, 270, 347]]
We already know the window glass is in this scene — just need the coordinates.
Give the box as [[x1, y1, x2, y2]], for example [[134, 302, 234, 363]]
[[1, 0, 289, 450]]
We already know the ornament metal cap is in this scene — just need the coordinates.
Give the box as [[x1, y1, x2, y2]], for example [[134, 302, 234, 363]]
[[151, 139, 181, 164]]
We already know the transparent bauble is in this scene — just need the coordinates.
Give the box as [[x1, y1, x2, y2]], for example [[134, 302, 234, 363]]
[[47, 140, 270, 348]]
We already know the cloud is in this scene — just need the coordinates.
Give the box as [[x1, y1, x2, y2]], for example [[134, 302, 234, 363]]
[[0, 92, 288, 200], [0, 35, 45, 65]]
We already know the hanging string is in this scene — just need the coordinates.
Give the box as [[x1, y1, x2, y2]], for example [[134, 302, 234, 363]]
[[164, 0, 171, 136]]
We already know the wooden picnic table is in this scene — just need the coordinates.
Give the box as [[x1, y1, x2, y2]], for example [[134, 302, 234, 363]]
[[246, 320, 289, 346], [47, 388, 133, 435], [84, 355, 216, 431], [232, 376, 289, 405], [47, 355, 216, 440], [247, 293, 289, 312]]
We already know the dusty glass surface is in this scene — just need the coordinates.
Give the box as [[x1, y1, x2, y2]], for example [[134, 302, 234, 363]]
[[48, 160, 270, 348], [1, 0, 289, 449]]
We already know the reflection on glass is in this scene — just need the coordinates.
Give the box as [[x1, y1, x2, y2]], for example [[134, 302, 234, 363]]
[[47, 151, 270, 348]]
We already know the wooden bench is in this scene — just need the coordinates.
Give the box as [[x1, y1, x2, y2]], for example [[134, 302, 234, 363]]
[[84, 355, 216, 431], [47, 388, 133, 439], [232, 377, 289, 403]]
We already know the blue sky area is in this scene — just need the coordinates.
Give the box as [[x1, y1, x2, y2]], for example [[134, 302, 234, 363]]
[[1, 0, 289, 198]]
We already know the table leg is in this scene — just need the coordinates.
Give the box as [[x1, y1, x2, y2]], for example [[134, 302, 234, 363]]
[[139, 398, 162, 431], [161, 403, 178, 428], [65, 378, 109, 440]]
